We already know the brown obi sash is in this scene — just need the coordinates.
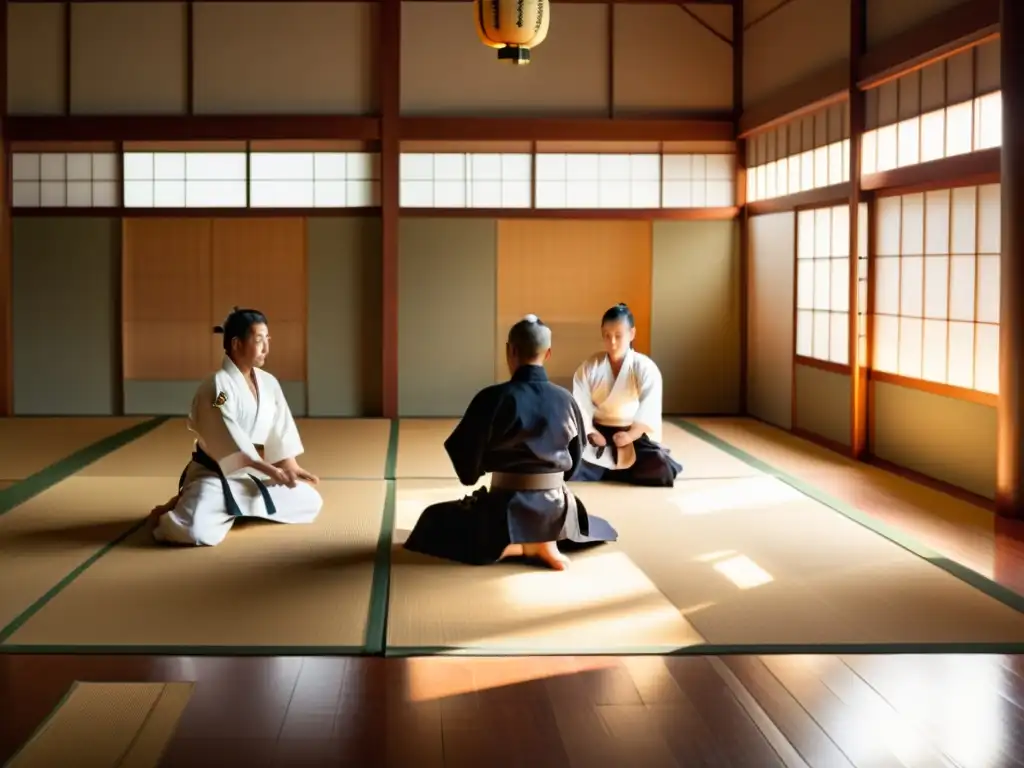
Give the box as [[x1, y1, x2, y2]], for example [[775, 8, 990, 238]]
[[489, 471, 564, 491]]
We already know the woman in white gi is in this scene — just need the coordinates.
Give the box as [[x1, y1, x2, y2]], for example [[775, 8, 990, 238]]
[[149, 308, 323, 546], [570, 303, 682, 487]]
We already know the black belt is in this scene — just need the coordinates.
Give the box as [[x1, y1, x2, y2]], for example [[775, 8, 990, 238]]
[[589, 422, 629, 463], [178, 445, 277, 518]]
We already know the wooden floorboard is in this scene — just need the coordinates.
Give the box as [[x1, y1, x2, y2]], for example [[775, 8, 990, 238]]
[[2, 652, 1024, 766]]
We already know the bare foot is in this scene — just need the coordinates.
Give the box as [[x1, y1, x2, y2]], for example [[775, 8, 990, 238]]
[[147, 495, 178, 526], [522, 541, 570, 571], [500, 543, 525, 560]]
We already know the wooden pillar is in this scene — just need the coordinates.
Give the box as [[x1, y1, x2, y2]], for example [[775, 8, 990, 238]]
[[734, 0, 747, 414], [996, 0, 1024, 517], [186, 2, 194, 115], [379, 0, 400, 419], [848, 0, 868, 458], [0, 0, 11, 417]]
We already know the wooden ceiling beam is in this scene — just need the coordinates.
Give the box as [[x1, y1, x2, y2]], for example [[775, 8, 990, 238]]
[[399, 116, 735, 142], [6, 115, 736, 143], [5, 115, 382, 142], [10, 0, 734, 4]]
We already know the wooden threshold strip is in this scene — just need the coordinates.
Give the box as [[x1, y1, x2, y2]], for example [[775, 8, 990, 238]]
[[748, 184, 851, 215], [863, 148, 1001, 195], [869, 370, 998, 408], [11, 206, 741, 221], [795, 356, 851, 377]]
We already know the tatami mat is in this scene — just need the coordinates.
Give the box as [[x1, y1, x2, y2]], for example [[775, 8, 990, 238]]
[[76, 417, 392, 480], [0, 417, 148, 481], [6, 681, 193, 768], [291, 418, 393, 479], [395, 419, 458, 478], [394, 418, 759, 480], [5, 415, 1024, 657], [0, 476, 165, 637], [388, 480, 705, 653], [75, 419, 196, 478], [385, 475, 1024, 654], [2, 480, 386, 652]]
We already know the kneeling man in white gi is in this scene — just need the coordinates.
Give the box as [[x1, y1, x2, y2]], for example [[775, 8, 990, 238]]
[[149, 307, 322, 547]]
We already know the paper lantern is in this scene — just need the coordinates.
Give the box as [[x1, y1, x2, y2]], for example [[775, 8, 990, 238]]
[[473, 0, 550, 65]]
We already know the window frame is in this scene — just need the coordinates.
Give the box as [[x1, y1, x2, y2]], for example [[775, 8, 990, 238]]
[[866, 179, 1000, 408], [792, 201, 856, 377]]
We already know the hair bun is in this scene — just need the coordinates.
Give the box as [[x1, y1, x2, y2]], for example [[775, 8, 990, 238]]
[[213, 325, 225, 334], [522, 313, 539, 323], [618, 302, 629, 309]]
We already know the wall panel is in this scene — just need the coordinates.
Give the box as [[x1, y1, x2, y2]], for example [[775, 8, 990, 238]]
[[743, 0, 850, 107], [496, 219, 652, 390], [398, 218, 497, 416], [794, 363, 851, 446], [70, 2, 187, 114], [306, 217, 382, 417], [613, 5, 733, 114], [651, 220, 740, 413], [7, 2, 64, 115], [193, 2, 376, 114], [209, 218, 307, 382], [400, 2, 608, 116], [747, 212, 795, 428], [122, 218, 213, 383], [870, 380, 996, 498], [866, 0, 968, 48], [12, 218, 120, 415], [122, 217, 307, 415]]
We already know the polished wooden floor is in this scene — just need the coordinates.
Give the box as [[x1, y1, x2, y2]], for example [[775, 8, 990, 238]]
[[2, 423, 1024, 767], [2, 653, 1023, 766]]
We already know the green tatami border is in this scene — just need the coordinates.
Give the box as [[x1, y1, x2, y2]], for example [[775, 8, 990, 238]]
[[0, 416, 170, 517], [364, 419, 400, 653], [0, 644, 373, 657], [382, 640, 1024, 657], [0, 520, 149, 645], [670, 417, 1024, 619]]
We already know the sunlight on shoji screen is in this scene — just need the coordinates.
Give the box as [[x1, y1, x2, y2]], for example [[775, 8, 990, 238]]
[[533, 153, 659, 209], [872, 185, 1000, 393], [861, 41, 1002, 176], [11, 153, 119, 207], [124, 152, 247, 208], [250, 152, 380, 207], [400, 153, 532, 208], [746, 103, 850, 203], [795, 205, 851, 365], [662, 154, 735, 207]]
